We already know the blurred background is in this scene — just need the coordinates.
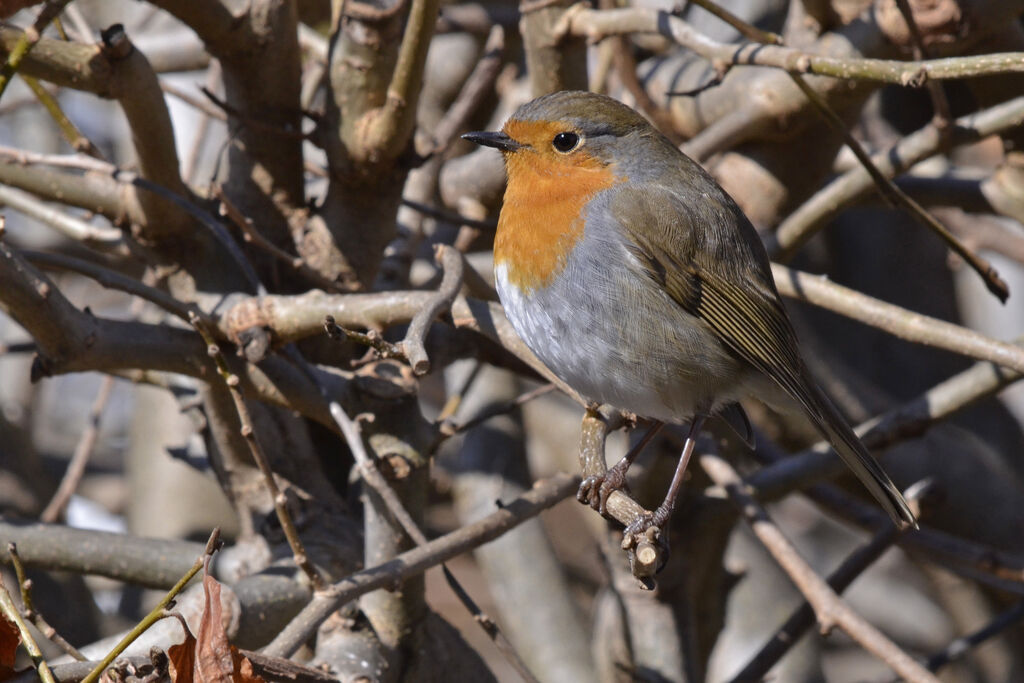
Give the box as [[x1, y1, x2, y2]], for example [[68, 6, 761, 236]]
[[0, 0, 1023, 680]]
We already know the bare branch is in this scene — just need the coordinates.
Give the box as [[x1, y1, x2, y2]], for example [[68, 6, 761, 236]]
[[560, 7, 1024, 84], [263, 472, 578, 658], [701, 454, 937, 682], [773, 264, 1024, 373], [39, 375, 115, 523], [189, 315, 326, 591], [772, 94, 1024, 257], [400, 244, 464, 375]]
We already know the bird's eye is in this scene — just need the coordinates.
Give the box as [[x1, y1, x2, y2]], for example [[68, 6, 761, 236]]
[[552, 132, 580, 153]]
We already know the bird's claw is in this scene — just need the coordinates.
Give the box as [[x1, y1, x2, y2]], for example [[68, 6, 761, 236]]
[[620, 509, 673, 578], [576, 461, 631, 517]]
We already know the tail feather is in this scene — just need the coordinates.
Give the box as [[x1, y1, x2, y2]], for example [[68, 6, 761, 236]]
[[796, 377, 917, 529]]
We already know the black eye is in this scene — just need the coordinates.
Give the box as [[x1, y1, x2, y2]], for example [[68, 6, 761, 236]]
[[552, 132, 580, 153]]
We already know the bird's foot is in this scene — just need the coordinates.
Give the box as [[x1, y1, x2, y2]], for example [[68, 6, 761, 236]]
[[620, 504, 674, 577], [576, 459, 632, 517]]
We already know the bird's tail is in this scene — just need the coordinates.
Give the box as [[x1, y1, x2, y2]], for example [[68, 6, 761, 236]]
[[798, 377, 917, 529]]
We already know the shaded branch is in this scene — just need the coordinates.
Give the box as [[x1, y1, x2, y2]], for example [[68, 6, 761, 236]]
[[750, 337, 1024, 501], [263, 472, 579, 658], [771, 94, 1024, 257], [701, 454, 937, 682]]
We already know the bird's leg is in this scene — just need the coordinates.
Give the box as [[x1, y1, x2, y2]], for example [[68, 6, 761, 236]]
[[623, 415, 705, 546], [578, 420, 664, 517]]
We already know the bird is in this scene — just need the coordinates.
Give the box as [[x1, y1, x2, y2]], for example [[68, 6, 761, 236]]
[[462, 90, 916, 544]]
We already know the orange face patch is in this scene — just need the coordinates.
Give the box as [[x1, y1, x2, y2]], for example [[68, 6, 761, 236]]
[[495, 120, 623, 293]]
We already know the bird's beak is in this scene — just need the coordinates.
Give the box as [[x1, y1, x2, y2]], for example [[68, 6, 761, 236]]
[[461, 130, 522, 152]]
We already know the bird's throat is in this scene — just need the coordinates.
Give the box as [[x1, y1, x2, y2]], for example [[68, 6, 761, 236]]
[[494, 152, 621, 293]]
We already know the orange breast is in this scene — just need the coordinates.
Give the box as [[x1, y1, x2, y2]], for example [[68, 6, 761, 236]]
[[495, 145, 622, 293]]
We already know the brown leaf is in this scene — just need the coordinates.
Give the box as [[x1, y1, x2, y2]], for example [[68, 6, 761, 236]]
[[0, 612, 20, 681], [231, 650, 268, 683], [167, 631, 197, 682], [166, 566, 265, 683], [196, 573, 235, 681]]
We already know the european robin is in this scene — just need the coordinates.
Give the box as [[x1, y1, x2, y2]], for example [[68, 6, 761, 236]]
[[463, 91, 916, 539]]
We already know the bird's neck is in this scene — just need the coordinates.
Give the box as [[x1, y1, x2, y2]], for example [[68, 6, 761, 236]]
[[495, 152, 621, 293]]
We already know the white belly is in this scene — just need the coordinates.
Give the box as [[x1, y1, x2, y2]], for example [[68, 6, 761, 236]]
[[494, 261, 748, 423]]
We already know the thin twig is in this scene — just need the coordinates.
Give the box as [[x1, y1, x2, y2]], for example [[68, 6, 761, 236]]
[[160, 79, 227, 122], [214, 186, 347, 293], [560, 7, 1024, 84], [6, 543, 84, 661], [787, 73, 1008, 302], [687, 0, 782, 44], [0, 184, 124, 248], [0, 0, 73, 100], [324, 316, 409, 364], [80, 529, 222, 683], [200, 87, 306, 139], [401, 244, 464, 375], [772, 263, 1024, 373], [0, 145, 115, 172], [893, 0, 952, 134], [40, 375, 115, 523], [399, 199, 497, 231], [21, 74, 104, 158], [0, 575, 55, 683], [24, 250, 206, 325], [924, 599, 1024, 673], [731, 522, 904, 681], [701, 454, 938, 682], [189, 314, 327, 591], [263, 472, 578, 658], [433, 383, 556, 447]]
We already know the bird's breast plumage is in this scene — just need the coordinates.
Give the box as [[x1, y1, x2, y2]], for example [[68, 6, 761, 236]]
[[494, 188, 750, 422], [493, 142, 622, 294]]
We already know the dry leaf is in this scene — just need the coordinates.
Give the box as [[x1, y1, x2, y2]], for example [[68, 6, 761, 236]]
[[196, 574, 235, 681], [166, 568, 265, 683], [167, 631, 197, 682], [0, 612, 20, 681]]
